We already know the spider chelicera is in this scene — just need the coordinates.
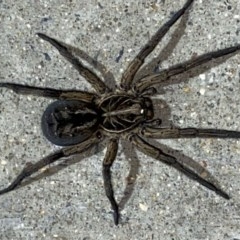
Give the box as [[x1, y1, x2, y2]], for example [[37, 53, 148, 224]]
[[0, 0, 240, 225]]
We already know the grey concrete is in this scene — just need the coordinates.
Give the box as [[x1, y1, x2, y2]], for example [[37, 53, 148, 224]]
[[0, 0, 240, 239]]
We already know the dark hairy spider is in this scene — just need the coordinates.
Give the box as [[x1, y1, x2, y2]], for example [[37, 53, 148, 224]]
[[1, 0, 240, 225]]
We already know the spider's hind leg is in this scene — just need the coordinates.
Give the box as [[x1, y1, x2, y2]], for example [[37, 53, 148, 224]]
[[0, 151, 64, 195], [0, 135, 100, 195]]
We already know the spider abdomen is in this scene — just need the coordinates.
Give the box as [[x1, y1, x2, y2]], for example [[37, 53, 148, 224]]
[[41, 100, 100, 146]]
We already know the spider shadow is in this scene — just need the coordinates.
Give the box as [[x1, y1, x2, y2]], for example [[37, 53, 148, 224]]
[[42, 38, 117, 91], [143, 138, 227, 198], [134, 2, 192, 82], [118, 139, 168, 213], [151, 98, 172, 126], [133, 3, 239, 92], [118, 140, 140, 211], [16, 139, 141, 213], [15, 139, 143, 217], [160, 51, 239, 90], [18, 143, 104, 189]]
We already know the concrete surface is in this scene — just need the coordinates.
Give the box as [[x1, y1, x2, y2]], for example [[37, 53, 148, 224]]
[[0, 0, 240, 239]]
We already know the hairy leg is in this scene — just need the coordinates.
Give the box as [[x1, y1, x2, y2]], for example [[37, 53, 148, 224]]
[[0, 82, 96, 102], [135, 45, 240, 93], [102, 138, 119, 225], [140, 126, 240, 139], [120, 0, 194, 90], [129, 134, 229, 199], [0, 135, 100, 195], [37, 33, 109, 94]]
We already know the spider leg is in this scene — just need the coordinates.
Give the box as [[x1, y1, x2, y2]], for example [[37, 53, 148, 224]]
[[135, 44, 240, 93], [128, 134, 230, 199], [102, 138, 119, 225], [120, 0, 194, 90], [0, 135, 100, 195], [140, 126, 240, 139], [37, 33, 109, 94], [0, 82, 96, 102]]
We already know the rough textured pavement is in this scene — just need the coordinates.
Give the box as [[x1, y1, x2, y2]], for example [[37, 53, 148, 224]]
[[0, 1, 240, 239]]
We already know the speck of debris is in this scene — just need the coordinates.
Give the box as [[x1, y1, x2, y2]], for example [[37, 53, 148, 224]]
[[1, 160, 7, 165], [199, 88, 206, 95], [183, 86, 191, 93], [43, 52, 51, 61], [40, 17, 52, 24], [139, 203, 148, 212], [115, 47, 124, 63], [98, 2, 103, 9]]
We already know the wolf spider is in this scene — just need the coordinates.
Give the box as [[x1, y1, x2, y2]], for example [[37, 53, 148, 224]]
[[0, 0, 240, 225]]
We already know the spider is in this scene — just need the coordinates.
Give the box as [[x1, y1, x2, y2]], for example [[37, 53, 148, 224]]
[[0, 0, 240, 225]]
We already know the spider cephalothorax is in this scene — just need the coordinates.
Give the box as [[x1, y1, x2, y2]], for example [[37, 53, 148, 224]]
[[98, 94, 154, 132], [1, 0, 240, 225]]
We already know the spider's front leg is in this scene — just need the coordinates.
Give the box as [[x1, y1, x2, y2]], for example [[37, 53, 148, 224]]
[[120, 0, 194, 90], [134, 43, 240, 93], [0, 135, 101, 195], [128, 133, 230, 199], [102, 138, 119, 225]]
